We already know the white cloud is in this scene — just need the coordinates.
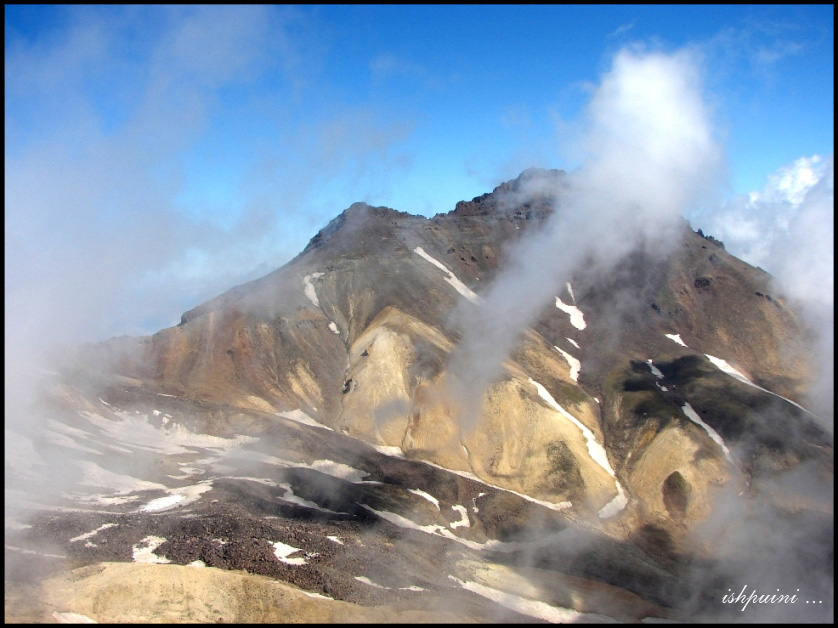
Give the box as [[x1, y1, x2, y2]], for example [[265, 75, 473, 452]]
[[699, 155, 833, 421], [702, 155, 831, 276]]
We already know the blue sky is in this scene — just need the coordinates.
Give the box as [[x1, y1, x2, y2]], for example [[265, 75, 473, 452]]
[[5, 5, 834, 343]]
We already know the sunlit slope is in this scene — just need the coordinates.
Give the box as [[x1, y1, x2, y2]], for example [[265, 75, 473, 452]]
[[75, 169, 829, 539]]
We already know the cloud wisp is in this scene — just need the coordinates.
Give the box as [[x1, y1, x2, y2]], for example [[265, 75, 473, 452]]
[[446, 46, 722, 429]]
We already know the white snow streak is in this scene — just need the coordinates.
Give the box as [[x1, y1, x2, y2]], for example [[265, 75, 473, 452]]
[[139, 482, 213, 513], [372, 444, 405, 457], [328, 321, 340, 334], [566, 282, 576, 304], [704, 354, 816, 416], [416, 459, 571, 512], [354, 576, 425, 592], [413, 247, 480, 303], [360, 505, 569, 553], [664, 333, 687, 347], [276, 409, 333, 431], [528, 378, 627, 518], [408, 488, 440, 510], [566, 337, 580, 349], [303, 272, 324, 308], [681, 403, 734, 464], [278, 482, 347, 515], [554, 346, 581, 382], [646, 359, 664, 379], [555, 296, 586, 330], [70, 523, 116, 543], [447, 576, 616, 623]]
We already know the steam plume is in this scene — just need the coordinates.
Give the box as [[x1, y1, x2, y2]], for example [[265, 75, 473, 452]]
[[448, 46, 722, 427]]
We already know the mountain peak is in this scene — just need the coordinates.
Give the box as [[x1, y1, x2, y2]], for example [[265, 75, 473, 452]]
[[451, 167, 567, 218], [302, 201, 412, 254]]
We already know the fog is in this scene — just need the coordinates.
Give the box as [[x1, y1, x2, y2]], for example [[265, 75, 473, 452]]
[[447, 46, 722, 429]]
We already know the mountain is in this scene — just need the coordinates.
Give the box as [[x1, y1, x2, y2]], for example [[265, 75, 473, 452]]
[[5, 169, 833, 623]]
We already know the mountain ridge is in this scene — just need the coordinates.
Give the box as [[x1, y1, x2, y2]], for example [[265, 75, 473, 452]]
[[9, 167, 832, 623]]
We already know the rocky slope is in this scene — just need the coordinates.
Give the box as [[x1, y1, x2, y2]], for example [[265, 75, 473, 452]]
[[6, 169, 833, 623]]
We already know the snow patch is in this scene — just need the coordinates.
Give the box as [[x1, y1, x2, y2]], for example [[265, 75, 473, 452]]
[[276, 409, 333, 431], [416, 459, 571, 512], [565, 337, 580, 349], [566, 282, 576, 304], [448, 576, 616, 623], [139, 482, 213, 513], [278, 482, 347, 515], [310, 459, 369, 483], [132, 536, 171, 564], [598, 484, 629, 520], [528, 378, 626, 519], [646, 359, 664, 379], [408, 488, 440, 510], [70, 523, 117, 543], [303, 272, 324, 308], [77, 409, 256, 456], [681, 403, 734, 464], [555, 296, 586, 330], [328, 321, 340, 334], [664, 333, 687, 347], [326, 535, 344, 545], [450, 504, 470, 529], [704, 354, 816, 417], [187, 560, 206, 567], [414, 247, 480, 303], [372, 444, 404, 457], [355, 576, 424, 591], [361, 505, 569, 552], [273, 541, 307, 565], [554, 346, 581, 382]]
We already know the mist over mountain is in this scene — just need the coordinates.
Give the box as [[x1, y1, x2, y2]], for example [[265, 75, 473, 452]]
[[5, 164, 833, 623], [5, 31, 833, 623]]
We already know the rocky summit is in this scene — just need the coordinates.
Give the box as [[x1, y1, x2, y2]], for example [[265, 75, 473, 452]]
[[5, 169, 833, 623]]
